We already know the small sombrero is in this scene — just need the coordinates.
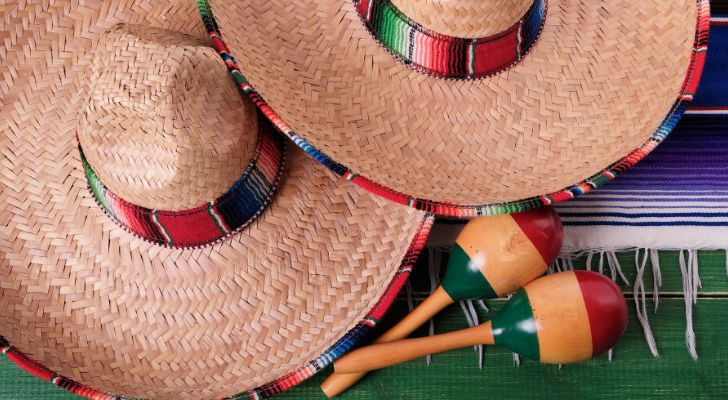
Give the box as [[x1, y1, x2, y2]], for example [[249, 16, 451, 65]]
[[0, 3, 431, 399], [198, 0, 710, 216]]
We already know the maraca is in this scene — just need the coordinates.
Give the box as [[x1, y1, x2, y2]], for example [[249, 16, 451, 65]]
[[321, 207, 563, 397], [334, 271, 627, 373]]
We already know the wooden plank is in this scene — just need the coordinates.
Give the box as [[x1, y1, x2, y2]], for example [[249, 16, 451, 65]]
[[279, 298, 728, 399], [0, 357, 77, 399], [2, 250, 727, 398]]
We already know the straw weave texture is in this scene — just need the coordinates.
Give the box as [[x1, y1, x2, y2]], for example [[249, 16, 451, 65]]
[[0, 1, 427, 398], [210, 0, 698, 206], [78, 25, 259, 211]]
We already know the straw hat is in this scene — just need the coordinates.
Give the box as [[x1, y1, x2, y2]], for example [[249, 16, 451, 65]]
[[199, 0, 710, 216], [0, 3, 431, 399]]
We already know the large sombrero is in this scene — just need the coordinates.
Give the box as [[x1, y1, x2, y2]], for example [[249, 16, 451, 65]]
[[199, 0, 710, 216], [0, 3, 431, 399]]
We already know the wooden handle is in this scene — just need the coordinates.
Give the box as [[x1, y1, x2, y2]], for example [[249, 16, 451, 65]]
[[378, 286, 454, 342], [334, 322, 494, 374], [321, 372, 368, 398], [321, 286, 453, 397]]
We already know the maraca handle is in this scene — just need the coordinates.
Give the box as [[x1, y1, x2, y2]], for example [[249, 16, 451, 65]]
[[320, 372, 368, 398], [321, 286, 454, 397], [334, 322, 493, 374], [377, 286, 454, 342]]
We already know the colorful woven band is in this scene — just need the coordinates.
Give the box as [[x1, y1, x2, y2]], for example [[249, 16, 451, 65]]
[[197, 0, 708, 218], [354, 0, 547, 79], [80, 116, 286, 249]]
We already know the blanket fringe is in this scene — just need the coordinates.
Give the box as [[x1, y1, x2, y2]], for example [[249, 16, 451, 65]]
[[425, 248, 444, 365], [420, 246, 711, 365], [651, 249, 662, 313], [559, 248, 701, 360], [458, 300, 484, 368], [678, 250, 701, 360], [634, 249, 659, 357]]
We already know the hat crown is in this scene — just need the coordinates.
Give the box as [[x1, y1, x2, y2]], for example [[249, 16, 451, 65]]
[[390, 0, 534, 38], [78, 25, 257, 211]]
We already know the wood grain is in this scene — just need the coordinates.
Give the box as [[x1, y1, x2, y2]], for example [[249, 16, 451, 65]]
[[279, 299, 728, 399], [454, 214, 548, 297], [523, 272, 593, 363], [3, 250, 727, 399]]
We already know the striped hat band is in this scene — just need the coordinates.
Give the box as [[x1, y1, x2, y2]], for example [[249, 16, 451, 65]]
[[77, 25, 285, 248]]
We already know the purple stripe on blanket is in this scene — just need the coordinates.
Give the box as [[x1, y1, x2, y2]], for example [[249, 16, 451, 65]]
[[630, 164, 728, 170], [559, 205, 728, 210], [602, 182, 728, 190], [615, 176, 728, 183], [583, 189, 728, 194], [563, 222, 728, 227], [560, 212, 728, 218], [566, 197, 728, 203]]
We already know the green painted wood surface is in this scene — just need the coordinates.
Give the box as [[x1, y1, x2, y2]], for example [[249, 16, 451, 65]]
[[2, 250, 727, 399]]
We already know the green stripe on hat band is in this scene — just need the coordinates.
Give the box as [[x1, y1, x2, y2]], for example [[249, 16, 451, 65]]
[[468, 42, 476, 76], [208, 202, 230, 234], [82, 154, 113, 213], [376, 3, 409, 56], [152, 211, 173, 245], [491, 288, 540, 361], [441, 243, 497, 301], [515, 21, 523, 60]]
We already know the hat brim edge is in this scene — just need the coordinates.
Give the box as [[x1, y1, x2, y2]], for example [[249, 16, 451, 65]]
[[199, 0, 711, 219], [0, 215, 434, 400]]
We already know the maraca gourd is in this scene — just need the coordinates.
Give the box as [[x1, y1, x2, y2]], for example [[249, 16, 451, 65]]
[[334, 271, 628, 374], [321, 207, 563, 397]]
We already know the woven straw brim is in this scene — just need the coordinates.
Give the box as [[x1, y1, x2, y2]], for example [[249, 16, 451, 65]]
[[208, 0, 708, 213], [0, 2, 430, 399]]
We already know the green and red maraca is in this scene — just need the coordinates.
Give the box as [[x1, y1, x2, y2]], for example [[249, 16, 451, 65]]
[[322, 207, 563, 397], [334, 271, 628, 373]]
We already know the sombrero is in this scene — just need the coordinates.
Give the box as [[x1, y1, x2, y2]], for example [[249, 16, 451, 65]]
[[198, 0, 710, 216], [0, 3, 431, 399]]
